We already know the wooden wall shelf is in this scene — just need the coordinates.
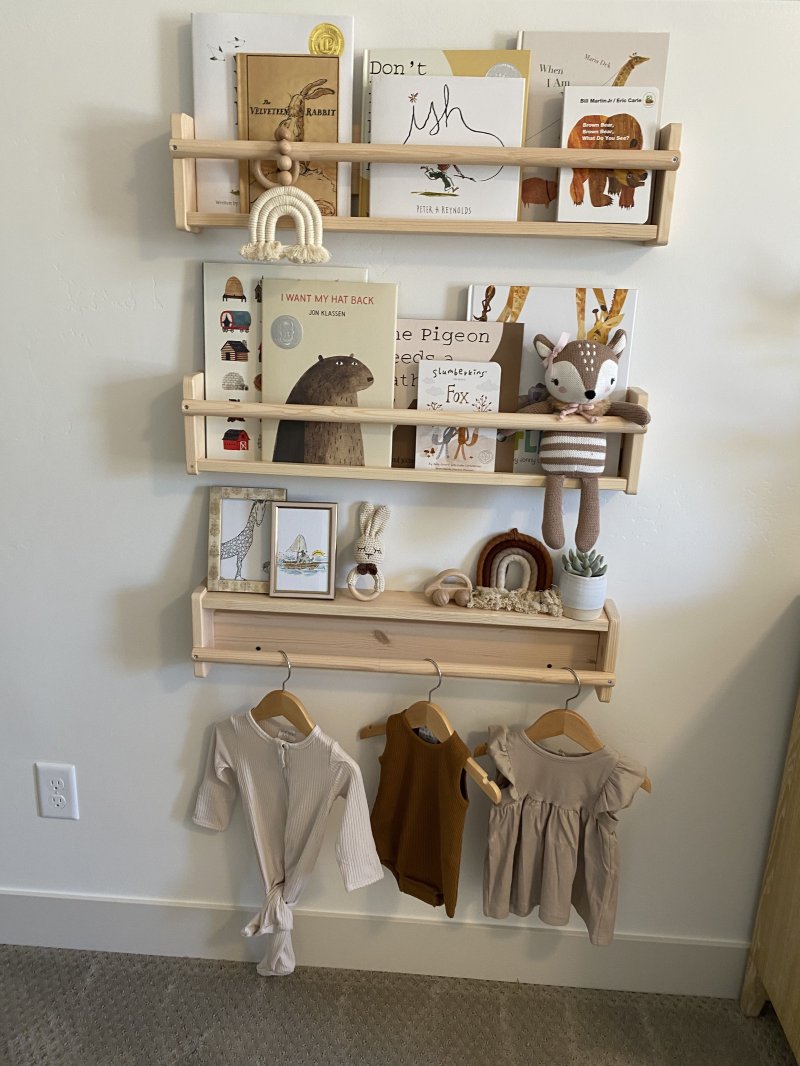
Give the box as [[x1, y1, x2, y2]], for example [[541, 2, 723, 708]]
[[191, 584, 620, 702], [169, 114, 681, 245], [182, 373, 648, 493]]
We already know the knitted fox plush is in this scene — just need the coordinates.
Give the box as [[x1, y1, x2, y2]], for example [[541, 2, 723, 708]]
[[517, 331, 650, 551]]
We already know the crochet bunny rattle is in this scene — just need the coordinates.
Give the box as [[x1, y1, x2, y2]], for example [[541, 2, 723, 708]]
[[347, 503, 390, 601]]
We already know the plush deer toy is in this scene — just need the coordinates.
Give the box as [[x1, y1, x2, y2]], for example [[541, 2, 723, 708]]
[[517, 330, 650, 551]]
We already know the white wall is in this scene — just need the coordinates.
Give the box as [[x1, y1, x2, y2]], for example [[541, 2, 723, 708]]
[[2, 0, 799, 996]]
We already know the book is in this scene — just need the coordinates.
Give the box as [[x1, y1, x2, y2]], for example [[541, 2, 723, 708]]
[[368, 74, 527, 222], [392, 319, 523, 471], [358, 49, 531, 215], [415, 361, 501, 473], [235, 52, 340, 214], [556, 86, 660, 225], [259, 278, 398, 468], [516, 31, 669, 221], [190, 13, 354, 215], [466, 284, 637, 475], [202, 262, 368, 461]]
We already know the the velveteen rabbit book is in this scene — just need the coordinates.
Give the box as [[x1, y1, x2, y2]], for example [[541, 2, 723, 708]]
[[368, 74, 527, 221], [415, 361, 501, 472]]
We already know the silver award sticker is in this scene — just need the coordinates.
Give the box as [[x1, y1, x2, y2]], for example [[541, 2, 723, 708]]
[[271, 315, 302, 349], [486, 63, 520, 78]]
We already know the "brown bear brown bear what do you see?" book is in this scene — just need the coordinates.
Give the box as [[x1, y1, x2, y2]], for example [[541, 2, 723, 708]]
[[260, 278, 398, 469]]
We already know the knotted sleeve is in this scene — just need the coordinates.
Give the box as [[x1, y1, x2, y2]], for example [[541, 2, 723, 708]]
[[193, 723, 238, 831], [331, 746, 384, 892]]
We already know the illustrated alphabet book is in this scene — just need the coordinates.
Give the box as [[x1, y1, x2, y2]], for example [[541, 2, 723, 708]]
[[415, 361, 501, 473], [516, 31, 668, 221], [259, 278, 398, 468], [190, 12, 354, 215], [202, 263, 367, 462], [466, 284, 636, 475], [556, 86, 660, 225], [392, 320, 523, 471], [358, 49, 530, 215], [368, 74, 527, 221], [235, 52, 340, 214]]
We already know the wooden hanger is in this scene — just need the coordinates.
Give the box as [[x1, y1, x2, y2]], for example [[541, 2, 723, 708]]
[[249, 651, 315, 737], [473, 669, 651, 793], [359, 659, 501, 804]]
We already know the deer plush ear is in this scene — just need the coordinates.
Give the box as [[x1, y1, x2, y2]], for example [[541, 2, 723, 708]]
[[608, 329, 627, 357], [534, 334, 555, 362]]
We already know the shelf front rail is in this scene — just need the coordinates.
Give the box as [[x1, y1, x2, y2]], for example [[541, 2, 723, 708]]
[[182, 373, 648, 493], [169, 114, 682, 243]]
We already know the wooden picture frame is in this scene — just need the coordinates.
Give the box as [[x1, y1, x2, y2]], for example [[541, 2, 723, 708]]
[[207, 486, 287, 593], [269, 502, 338, 600]]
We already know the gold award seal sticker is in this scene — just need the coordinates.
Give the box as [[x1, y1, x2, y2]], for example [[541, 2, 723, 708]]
[[309, 22, 344, 56]]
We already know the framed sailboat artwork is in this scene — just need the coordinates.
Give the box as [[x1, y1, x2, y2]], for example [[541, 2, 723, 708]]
[[269, 502, 338, 600]]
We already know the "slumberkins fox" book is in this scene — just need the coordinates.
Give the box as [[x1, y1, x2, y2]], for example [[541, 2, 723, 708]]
[[260, 278, 398, 468], [236, 52, 340, 214], [415, 361, 501, 472], [392, 319, 522, 471], [516, 31, 668, 221], [557, 86, 660, 225], [368, 74, 527, 221], [467, 283, 636, 475], [358, 48, 530, 215]]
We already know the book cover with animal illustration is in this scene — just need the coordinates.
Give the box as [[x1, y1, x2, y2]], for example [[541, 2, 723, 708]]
[[259, 278, 398, 468], [203, 262, 368, 461], [516, 31, 668, 221], [392, 320, 523, 471], [358, 49, 531, 215], [236, 53, 340, 214], [190, 13, 354, 215], [466, 284, 637, 475], [368, 74, 527, 221], [415, 361, 501, 473], [556, 86, 660, 224]]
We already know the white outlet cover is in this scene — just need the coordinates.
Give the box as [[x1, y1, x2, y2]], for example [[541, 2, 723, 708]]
[[34, 762, 79, 820]]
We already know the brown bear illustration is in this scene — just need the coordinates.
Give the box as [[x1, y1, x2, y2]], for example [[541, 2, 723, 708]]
[[567, 113, 647, 209], [273, 354, 374, 466]]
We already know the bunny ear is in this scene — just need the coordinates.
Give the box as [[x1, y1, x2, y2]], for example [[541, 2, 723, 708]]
[[370, 505, 391, 538], [359, 502, 374, 535]]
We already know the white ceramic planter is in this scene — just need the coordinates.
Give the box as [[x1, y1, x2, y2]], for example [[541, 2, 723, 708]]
[[558, 568, 607, 621]]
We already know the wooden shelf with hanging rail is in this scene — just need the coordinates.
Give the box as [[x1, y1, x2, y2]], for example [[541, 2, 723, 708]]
[[169, 113, 682, 245], [182, 373, 649, 492], [191, 584, 620, 702]]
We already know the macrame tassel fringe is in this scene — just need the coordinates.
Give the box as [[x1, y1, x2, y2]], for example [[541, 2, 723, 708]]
[[241, 186, 330, 265]]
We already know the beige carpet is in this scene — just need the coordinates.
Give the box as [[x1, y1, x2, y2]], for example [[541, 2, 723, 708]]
[[1, 944, 795, 1065]]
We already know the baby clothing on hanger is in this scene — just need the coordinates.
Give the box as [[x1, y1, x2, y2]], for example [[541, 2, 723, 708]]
[[483, 726, 647, 945], [194, 713, 383, 976], [370, 710, 469, 917]]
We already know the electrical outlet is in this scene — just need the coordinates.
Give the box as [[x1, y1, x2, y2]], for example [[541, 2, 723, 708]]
[[34, 762, 79, 820]]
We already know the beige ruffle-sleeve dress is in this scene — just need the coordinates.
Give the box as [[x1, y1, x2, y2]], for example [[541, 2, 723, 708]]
[[484, 726, 646, 946]]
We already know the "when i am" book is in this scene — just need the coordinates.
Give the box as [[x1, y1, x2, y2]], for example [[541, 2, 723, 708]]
[[369, 74, 527, 221], [415, 361, 501, 473], [260, 278, 398, 468]]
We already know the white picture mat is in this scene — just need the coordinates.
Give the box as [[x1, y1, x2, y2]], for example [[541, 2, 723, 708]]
[[218, 498, 271, 583]]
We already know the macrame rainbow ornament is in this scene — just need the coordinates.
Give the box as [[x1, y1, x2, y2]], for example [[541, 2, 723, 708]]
[[240, 186, 330, 265]]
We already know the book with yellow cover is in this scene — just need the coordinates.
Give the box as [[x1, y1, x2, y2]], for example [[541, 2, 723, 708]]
[[236, 52, 340, 214]]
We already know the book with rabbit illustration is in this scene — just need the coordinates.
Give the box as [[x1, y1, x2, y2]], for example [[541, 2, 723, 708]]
[[190, 12, 354, 215], [358, 49, 531, 215], [466, 283, 636, 475], [235, 52, 340, 214], [202, 262, 367, 462], [415, 361, 501, 473], [516, 31, 668, 221], [368, 74, 527, 221], [259, 277, 398, 469], [392, 319, 523, 471]]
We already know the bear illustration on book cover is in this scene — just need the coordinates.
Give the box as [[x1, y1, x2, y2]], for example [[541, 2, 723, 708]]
[[260, 278, 398, 468]]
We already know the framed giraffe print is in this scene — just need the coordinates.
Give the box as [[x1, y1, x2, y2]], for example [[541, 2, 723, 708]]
[[207, 486, 287, 594], [269, 502, 338, 600]]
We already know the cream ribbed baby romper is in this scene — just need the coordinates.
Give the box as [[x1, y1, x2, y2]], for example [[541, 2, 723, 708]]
[[484, 726, 646, 945], [194, 713, 383, 975]]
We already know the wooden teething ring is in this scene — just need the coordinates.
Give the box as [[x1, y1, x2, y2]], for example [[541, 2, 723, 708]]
[[347, 566, 386, 602], [253, 126, 301, 189]]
